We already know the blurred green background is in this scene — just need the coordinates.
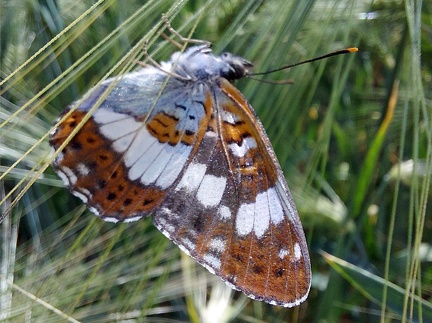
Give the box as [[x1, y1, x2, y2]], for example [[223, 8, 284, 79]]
[[1, 0, 431, 322]]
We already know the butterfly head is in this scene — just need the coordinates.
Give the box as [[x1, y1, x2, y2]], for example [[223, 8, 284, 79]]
[[219, 52, 253, 81]]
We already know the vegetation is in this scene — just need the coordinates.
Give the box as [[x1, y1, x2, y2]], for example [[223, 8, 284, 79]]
[[1, 0, 430, 321]]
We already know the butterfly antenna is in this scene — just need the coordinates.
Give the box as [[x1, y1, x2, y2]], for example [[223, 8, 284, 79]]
[[246, 76, 294, 85], [249, 47, 358, 77]]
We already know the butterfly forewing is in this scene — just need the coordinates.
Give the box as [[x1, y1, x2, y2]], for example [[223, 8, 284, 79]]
[[154, 78, 310, 307], [219, 79, 310, 305]]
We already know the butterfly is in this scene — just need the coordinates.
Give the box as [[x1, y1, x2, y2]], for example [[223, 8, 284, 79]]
[[49, 40, 311, 307]]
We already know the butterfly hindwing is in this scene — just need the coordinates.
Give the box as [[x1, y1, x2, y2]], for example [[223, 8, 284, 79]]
[[50, 69, 212, 222], [50, 108, 168, 220]]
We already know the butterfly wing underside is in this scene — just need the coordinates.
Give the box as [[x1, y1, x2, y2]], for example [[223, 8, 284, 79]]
[[50, 70, 212, 222], [153, 78, 311, 307]]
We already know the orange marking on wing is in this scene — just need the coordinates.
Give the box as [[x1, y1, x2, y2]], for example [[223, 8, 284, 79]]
[[90, 169, 166, 218], [218, 78, 279, 186], [222, 121, 253, 143], [50, 111, 104, 151], [220, 222, 310, 305], [146, 112, 196, 146], [51, 110, 167, 220], [189, 92, 214, 156]]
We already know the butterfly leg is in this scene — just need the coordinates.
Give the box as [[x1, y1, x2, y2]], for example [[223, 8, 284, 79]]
[[136, 41, 192, 81], [161, 14, 211, 47]]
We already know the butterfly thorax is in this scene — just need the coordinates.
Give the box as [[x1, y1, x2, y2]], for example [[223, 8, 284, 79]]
[[160, 46, 253, 82]]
